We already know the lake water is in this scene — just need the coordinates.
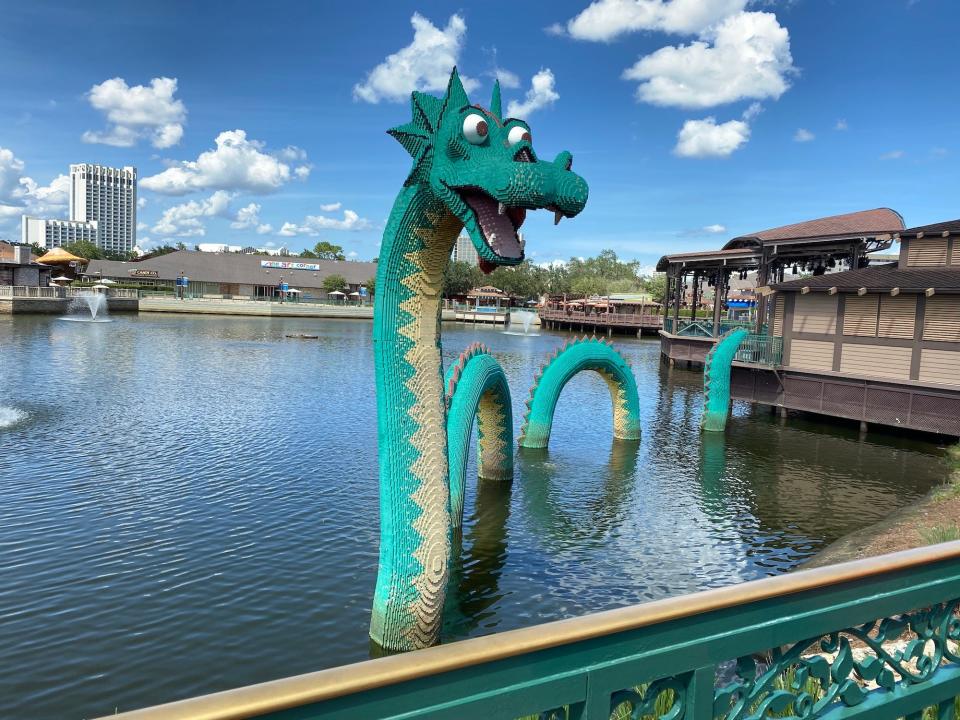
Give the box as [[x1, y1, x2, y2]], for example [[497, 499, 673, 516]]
[[0, 314, 950, 718]]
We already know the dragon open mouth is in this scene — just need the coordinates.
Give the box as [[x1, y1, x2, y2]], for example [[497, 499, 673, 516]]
[[457, 189, 527, 271]]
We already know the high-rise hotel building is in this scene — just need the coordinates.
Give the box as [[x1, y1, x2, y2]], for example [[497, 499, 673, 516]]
[[69, 164, 137, 253], [21, 163, 137, 252]]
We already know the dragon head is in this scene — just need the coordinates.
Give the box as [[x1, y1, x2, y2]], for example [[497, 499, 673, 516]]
[[389, 68, 589, 273]]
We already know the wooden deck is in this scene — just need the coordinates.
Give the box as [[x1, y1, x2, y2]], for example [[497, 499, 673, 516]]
[[538, 307, 663, 336]]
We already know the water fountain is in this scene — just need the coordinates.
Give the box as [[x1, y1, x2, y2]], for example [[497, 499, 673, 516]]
[[61, 291, 112, 322], [503, 310, 539, 336], [0, 406, 26, 429]]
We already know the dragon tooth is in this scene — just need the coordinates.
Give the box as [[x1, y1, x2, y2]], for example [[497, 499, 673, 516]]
[[554, 210, 562, 225], [498, 202, 506, 216]]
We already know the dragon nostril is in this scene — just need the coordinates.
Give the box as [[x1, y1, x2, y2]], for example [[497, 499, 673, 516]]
[[513, 147, 535, 163]]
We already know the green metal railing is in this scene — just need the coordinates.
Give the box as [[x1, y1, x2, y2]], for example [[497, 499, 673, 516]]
[[663, 318, 755, 337], [734, 334, 784, 367], [102, 542, 960, 719]]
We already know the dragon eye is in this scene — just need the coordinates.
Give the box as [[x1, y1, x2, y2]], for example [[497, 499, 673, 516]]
[[507, 125, 532, 146], [462, 114, 489, 144]]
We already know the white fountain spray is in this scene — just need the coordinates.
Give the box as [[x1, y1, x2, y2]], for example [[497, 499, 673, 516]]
[[504, 310, 540, 336], [62, 291, 111, 322]]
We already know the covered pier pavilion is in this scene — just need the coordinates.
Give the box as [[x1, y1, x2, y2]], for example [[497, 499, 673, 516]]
[[656, 208, 905, 367]]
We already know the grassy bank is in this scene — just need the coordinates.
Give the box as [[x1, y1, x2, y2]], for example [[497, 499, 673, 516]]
[[803, 444, 960, 569]]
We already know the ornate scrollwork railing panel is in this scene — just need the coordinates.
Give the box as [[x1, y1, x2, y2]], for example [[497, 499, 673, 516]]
[[714, 600, 960, 720]]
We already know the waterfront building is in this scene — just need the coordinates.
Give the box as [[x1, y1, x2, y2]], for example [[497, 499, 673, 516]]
[[20, 216, 99, 249], [657, 207, 905, 356], [69, 164, 137, 253], [85, 249, 376, 300], [659, 212, 960, 437], [451, 232, 480, 266], [539, 295, 663, 336], [0, 241, 50, 286]]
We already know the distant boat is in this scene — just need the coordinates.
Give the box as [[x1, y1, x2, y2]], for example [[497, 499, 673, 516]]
[[286, 333, 319, 339]]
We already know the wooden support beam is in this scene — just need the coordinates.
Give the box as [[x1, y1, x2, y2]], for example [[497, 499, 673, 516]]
[[828, 287, 838, 295], [926, 287, 936, 297], [800, 286, 810, 294], [857, 287, 868, 296], [890, 287, 900, 296]]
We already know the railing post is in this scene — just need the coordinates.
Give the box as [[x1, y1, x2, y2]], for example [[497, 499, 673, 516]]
[[686, 666, 716, 720]]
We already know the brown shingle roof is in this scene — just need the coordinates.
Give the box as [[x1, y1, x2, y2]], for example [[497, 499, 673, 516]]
[[725, 208, 905, 247], [896, 219, 960, 239], [772, 263, 960, 294]]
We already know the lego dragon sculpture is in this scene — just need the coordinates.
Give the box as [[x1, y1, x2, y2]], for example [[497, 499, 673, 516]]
[[701, 328, 749, 432], [371, 68, 639, 651]]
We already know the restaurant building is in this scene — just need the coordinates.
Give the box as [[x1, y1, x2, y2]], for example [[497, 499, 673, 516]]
[[657, 215, 960, 436], [656, 208, 905, 364], [84, 250, 377, 300], [743, 219, 960, 435]]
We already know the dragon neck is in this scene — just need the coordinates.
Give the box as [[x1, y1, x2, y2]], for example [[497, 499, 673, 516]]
[[370, 182, 462, 650]]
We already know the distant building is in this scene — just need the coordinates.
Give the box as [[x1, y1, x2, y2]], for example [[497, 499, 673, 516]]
[[85, 249, 376, 300], [452, 232, 479, 266], [70, 164, 137, 253], [21, 216, 98, 249], [197, 243, 244, 253]]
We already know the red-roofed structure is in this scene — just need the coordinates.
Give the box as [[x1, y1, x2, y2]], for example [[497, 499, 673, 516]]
[[657, 208, 905, 348]]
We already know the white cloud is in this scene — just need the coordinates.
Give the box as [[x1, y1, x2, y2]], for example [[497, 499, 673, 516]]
[[545, 22, 566, 36], [0, 147, 26, 200], [0, 147, 70, 225], [319, 202, 342, 212], [347, 250, 359, 259], [140, 130, 311, 195], [82, 77, 186, 149], [742, 102, 763, 121], [494, 68, 521, 89], [622, 11, 794, 109], [674, 117, 750, 157], [703, 223, 726, 233], [353, 14, 478, 103], [277, 146, 307, 162], [277, 208, 372, 236], [152, 191, 233, 238], [137, 197, 147, 209], [880, 150, 905, 160], [793, 128, 815, 142], [230, 202, 274, 235], [562, 0, 747, 41], [835, 119, 848, 131], [506, 69, 560, 117]]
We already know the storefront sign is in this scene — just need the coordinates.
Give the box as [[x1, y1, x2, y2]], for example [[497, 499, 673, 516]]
[[260, 260, 321, 271], [129, 269, 159, 277]]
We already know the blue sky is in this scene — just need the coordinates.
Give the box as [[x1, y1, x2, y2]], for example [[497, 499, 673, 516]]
[[0, 0, 956, 270]]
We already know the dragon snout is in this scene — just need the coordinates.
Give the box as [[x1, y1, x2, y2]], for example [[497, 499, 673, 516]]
[[550, 152, 588, 221]]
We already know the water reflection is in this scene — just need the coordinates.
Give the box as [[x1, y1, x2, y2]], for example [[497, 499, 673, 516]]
[[517, 440, 641, 547], [444, 480, 513, 638]]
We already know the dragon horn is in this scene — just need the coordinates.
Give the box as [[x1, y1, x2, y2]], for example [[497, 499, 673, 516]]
[[491, 80, 502, 120]]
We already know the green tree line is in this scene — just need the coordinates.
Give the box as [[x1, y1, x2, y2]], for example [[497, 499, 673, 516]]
[[441, 249, 666, 302]]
